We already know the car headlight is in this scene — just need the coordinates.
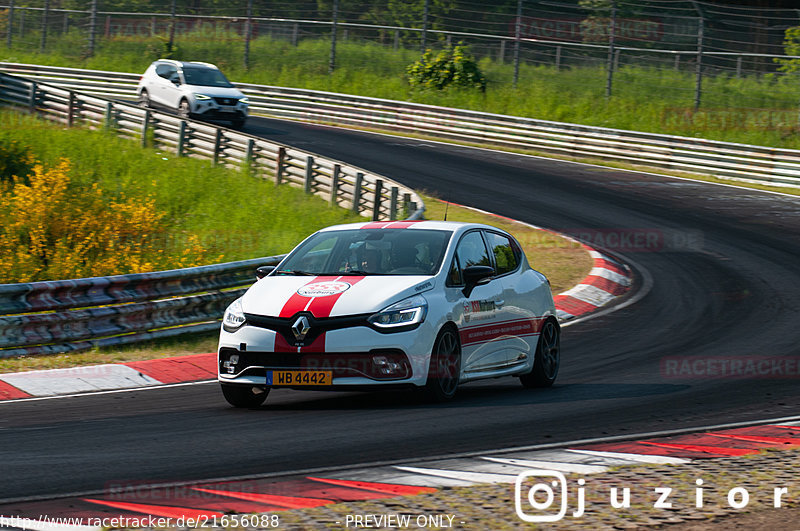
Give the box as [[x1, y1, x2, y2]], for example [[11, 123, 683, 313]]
[[368, 294, 427, 330], [195, 94, 212, 100], [239, 97, 249, 105], [222, 297, 246, 332]]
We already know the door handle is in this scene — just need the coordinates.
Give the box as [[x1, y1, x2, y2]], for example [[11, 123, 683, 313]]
[[494, 299, 505, 308]]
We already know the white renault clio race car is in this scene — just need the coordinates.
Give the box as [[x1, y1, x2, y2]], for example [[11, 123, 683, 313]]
[[218, 220, 560, 407]]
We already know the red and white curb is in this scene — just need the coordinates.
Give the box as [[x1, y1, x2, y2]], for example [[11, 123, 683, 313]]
[[554, 247, 632, 321], [2, 421, 798, 527], [0, 353, 217, 401]]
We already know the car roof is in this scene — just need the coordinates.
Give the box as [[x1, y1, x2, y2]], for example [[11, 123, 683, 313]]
[[154, 59, 218, 70], [318, 220, 504, 233]]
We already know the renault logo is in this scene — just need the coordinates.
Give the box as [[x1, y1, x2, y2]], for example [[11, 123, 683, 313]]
[[291, 316, 311, 341]]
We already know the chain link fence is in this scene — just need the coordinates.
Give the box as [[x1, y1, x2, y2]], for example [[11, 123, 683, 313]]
[[2, 2, 800, 120]]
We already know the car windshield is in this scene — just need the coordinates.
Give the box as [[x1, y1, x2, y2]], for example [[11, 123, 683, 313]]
[[182, 67, 233, 88], [276, 229, 451, 276]]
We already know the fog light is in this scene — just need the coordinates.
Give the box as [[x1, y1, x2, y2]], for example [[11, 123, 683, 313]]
[[223, 354, 240, 374], [372, 355, 402, 375]]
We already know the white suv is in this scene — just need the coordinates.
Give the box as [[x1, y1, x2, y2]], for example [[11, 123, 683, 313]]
[[137, 60, 249, 128]]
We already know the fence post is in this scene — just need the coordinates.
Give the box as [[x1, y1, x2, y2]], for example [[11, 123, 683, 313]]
[[513, 0, 522, 88], [245, 138, 255, 172], [19, 10, 24, 38], [421, 0, 430, 53], [555, 45, 561, 70], [292, 23, 299, 46], [28, 81, 37, 111], [104, 101, 113, 130], [352, 172, 363, 213], [6, 0, 14, 48], [67, 91, 75, 127], [605, 1, 616, 99], [141, 110, 150, 147], [62, 11, 69, 33], [150, 17, 156, 36], [213, 128, 223, 165], [275, 146, 285, 185], [499, 39, 505, 63], [330, 164, 340, 205], [372, 179, 383, 221], [243, 0, 253, 70], [177, 120, 187, 157], [168, 0, 177, 54], [389, 186, 399, 221], [87, 0, 98, 56], [736, 55, 742, 78], [40, 0, 51, 53], [304, 156, 314, 193], [393, 30, 399, 51], [329, 0, 338, 74], [693, 9, 704, 111]]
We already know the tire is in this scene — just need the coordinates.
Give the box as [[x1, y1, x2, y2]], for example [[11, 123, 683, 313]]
[[138, 89, 150, 108], [520, 319, 560, 388], [424, 326, 461, 402], [221, 383, 269, 408], [231, 118, 246, 129], [178, 99, 191, 119]]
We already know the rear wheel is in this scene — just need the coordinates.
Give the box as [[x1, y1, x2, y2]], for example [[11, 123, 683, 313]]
[[520, 319, 560, 388], [221, 383, 269, 408], [138, 89, 150, 108], [424, 327, 461, 402]]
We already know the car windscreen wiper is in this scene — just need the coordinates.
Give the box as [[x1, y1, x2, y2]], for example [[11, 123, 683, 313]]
[[274, 269, 316, 276], [332, 270, 386, 276]]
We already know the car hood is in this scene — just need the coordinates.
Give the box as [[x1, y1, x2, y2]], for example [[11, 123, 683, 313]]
[[186, 85, 245, 98], [241, 275, 435, 318]]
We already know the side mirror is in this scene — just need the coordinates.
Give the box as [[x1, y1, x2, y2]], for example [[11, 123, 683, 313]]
[[170, 76, 181, 85], [462, 265, 495, 298], [255, 265, 275, 280]]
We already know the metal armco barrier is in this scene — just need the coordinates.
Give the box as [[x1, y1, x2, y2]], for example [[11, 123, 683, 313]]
[[2, 62, 800, 187], [0, 67, 424, 357]]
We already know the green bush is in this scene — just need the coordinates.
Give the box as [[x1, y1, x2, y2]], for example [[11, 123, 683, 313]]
[[406, 44, 486, 92]]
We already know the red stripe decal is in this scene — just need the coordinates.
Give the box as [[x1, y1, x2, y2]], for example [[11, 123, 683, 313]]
[[0, 380, 31, 400], [192, 488, 333, 509], [278, 276, 338, 318], [307, 477, 437, 496], [639, 441, 757, 456], [459, 318, 544, 346], [305, 276, 365, 318], [124, 353, 217, 384], [83, 499, 224, 518], [274, 333, 297, 353], [384, 220, 425, 229], [707, 433, 800, 446], [361, 221, 392, 229]]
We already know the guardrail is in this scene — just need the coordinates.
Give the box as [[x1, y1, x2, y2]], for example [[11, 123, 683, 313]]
[[0, 68, 424, 357], [2, 61, 799, 188]]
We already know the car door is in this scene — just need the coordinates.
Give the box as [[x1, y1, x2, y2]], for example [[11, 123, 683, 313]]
[[148, 63, 174, 107], [484, 230, 540, 369], [446, 230, 507, 377]]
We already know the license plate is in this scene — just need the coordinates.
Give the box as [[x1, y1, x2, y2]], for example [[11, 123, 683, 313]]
[[267, 370, 332, 386]]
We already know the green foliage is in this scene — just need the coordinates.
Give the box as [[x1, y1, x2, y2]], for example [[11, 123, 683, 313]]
[[0, 141, 34, 186], [406, 44, 486, 91], [775, 26, 800, 74]]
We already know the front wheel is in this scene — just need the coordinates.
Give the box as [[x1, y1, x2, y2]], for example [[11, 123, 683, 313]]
[[231, 118, 246, 129], [520, 319, 560, 388], [221, 383, 269, 408], [424, 327, 461, 402]]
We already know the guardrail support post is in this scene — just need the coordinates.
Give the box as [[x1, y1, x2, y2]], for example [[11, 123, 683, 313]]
[[352, 172, 363, 213], [177, 120, 187, 157], [141, 110, 150, 147], [555, 45, 562, 70], [28, 81, 37, 111], [67, 91, 75, 127], [389, 186, 399, 221], [372, 179, 383, 221], [213, 128, 223, 165], [245, 138, 255, 172], [6, 0, 14, 49], [275, 146, 285, 185], [402, 192, 411, 219], [330, 164, 341, 205], [304, 156, 314, 193], [104, 101, 114, 130]]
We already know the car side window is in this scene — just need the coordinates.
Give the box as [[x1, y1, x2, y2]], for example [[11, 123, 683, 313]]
[[155, 64, 172, 79], [448, 231, 491, 286], [485, 232, 519, 275]]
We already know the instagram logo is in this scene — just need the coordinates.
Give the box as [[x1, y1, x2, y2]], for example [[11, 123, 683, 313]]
[[515, 470, 568, 522]]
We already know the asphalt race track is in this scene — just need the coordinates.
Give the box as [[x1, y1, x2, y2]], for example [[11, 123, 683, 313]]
[[2, 117, 800, 501]]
